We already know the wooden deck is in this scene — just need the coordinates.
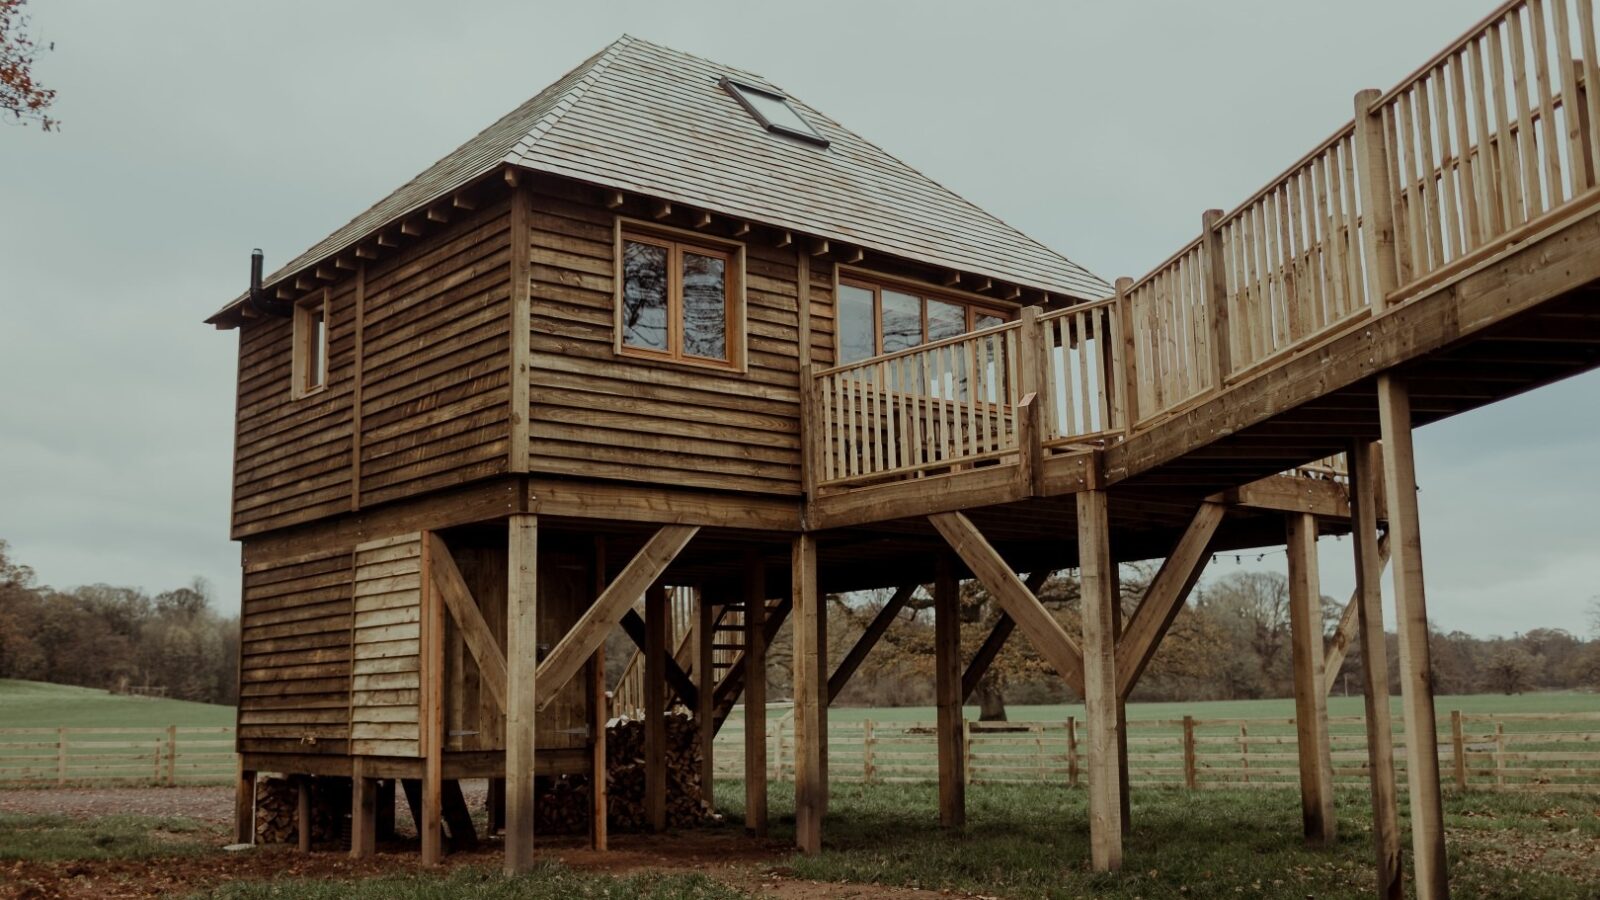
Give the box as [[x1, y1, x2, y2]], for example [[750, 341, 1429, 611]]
[[810, 0, 1600, 531]]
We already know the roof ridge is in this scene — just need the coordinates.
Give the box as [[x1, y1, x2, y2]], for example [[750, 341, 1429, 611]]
[[503, 34, 632, 164]]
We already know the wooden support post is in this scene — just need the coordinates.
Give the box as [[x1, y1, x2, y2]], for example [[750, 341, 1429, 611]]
[[296, 774, 312, 853], [935, 556, 964, 828], [234, 765, 256, 844], [1353, 89, 1402, 305], [1377, 375, 1451, 899], [696, 588, 716, 810], [1287, 512, 1337, 847], [1201, 209, 1232, 388], [1182, 716, 1198, 789], [1110, 562, 1130, 836], [1451, 711, 1468, 791], [1077, 488, 1123, 873], [645, 582, 668, 832], [351, 758, 376, 859], [743, 553, 769, 836], [504, 513, 538, 874], [166, 725, 177, 787], [421, 532, 445, 867], [588, 647, 607, 851], [1066, 717, 1079, 788], [1115, 277, 1140, 427], [1350, 439, 1402, 900], [792, 534, 824, 854]]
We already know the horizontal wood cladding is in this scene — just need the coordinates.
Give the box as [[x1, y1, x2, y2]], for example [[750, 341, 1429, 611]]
[[526, 181, 803, 495], [231, 199, 515, 538], [350, 534, 423, 758], [238, 546, 354, 756], [358, 198, 514, 508]]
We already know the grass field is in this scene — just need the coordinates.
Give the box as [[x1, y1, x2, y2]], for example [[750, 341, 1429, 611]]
[[0, 679, 234, 729]]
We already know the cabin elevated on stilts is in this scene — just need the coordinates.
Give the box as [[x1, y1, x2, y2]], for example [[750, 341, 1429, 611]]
[[212, 8, 1600, 896]]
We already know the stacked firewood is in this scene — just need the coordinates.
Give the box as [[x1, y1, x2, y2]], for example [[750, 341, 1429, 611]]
[[536, 711, 717, 834], [254, 775, 350, 846]]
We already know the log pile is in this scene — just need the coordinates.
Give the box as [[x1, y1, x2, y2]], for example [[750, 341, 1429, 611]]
[[254, 775, 350, 847], [535, 711, 718, 834]]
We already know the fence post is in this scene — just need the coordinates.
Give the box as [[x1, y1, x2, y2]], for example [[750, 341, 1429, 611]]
[[1494, 722, 1506, 788], [1066, 717, 1080, 788], [1032, 724, 1044, 779], [1451, 710, 1467, 791], [863, 719, 876, 783], [56, 726, 67, 786], [153, 736, 162, 783], [1201, 210, 1232, 391], [1240, 724, 1250, 785], [962, 718, 973, 788], [1183, 715, 1198, 790], [167, 725, 178, 787]]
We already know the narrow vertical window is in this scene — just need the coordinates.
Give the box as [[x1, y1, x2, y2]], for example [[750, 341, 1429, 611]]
[[616, 225, 744, 370], [292, 290, 328, 398]]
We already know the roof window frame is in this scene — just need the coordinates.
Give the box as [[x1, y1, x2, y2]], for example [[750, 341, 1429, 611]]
[[720, 76, 829, 147]]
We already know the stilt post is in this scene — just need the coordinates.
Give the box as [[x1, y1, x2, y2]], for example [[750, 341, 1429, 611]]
[[934, 556, 965, 828], [697, 585, 716, 809], [295, 774, 312, 853], [1377, 375, 1451, 899], [234, 765, 256, 845], [792, 534, 824, 854], [351, 758, 376, 859], [504, 513, 539, 873], [743, 552, 769, 836], [645, 582, 668, 832], [420, 533, 445, 866], [1076, 488, 1123, 872], [1350, 439, 1403, 899], [1287, 511, 1337, 847]]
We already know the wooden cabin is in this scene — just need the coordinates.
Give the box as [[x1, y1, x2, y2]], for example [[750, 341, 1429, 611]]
[[212, 11, 1600, 895]]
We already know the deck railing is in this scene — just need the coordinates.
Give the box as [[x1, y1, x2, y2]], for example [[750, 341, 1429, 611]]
[[813, 322, 1025, 487], [808, 0, 1600, 493]]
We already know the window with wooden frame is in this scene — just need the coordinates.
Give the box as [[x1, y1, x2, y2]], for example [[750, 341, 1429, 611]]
[[835, 275, 1012, 366], [292, 290, 329, 398], [615, 221, 746, 371]]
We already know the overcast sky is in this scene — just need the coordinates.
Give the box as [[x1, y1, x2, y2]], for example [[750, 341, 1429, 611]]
[[3, 0, 1597, 638]]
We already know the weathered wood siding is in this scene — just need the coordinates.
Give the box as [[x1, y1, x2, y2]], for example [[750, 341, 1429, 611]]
[[232, 281, 358, 536], [358, 198, 513, 508], [350, 534, 423, 758], [525, 180, 804, 495], [230, 199, 513, 538], [238, 547, 353, 755]]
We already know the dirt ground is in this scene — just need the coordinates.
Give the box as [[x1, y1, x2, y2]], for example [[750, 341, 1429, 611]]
[[0, 786, 957, 900]]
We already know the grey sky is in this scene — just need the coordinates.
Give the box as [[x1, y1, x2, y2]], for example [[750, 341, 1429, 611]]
[[2, 0, 1596, 637]]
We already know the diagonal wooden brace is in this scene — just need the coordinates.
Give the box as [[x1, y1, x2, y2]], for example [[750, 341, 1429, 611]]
[[929, 511, 1085, 696], [619, 608, 699, 710], [1115, 501, 1224, 699], [1323, 532, 1392, 695], [427, 533, 508, 714], [828, 584, 916, 703], [535, 525, 699, 711], [961, 570, 1049, 701]]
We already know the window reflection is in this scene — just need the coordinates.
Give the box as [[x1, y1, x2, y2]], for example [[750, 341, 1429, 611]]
[[622, 240, 669, 352], [682, 252, 726, 359]]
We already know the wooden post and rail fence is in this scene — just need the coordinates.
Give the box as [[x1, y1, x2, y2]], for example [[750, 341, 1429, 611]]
[[1, 710, 1594, 792]]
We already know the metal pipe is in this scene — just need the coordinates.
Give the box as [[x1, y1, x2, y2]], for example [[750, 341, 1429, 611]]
[[248, 249, 292, 317]]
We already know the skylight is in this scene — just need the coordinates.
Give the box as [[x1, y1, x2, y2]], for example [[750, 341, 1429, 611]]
[[721, 77, 829, 147]]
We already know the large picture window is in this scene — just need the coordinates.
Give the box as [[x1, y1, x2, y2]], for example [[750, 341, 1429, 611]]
[[616, 225, 744, 370], [836, 276, 1012, 365]]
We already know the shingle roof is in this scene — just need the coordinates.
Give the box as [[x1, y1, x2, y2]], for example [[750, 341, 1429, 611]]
[[217, 35, 1109, 318]]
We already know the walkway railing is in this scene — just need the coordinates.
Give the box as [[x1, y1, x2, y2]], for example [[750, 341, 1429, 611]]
[[809, 0, 1600, 490]]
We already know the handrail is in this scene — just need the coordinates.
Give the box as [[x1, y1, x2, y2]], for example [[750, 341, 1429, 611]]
[[805, 0, 1600, 495]]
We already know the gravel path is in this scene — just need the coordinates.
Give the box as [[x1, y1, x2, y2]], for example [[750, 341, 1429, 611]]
[[0, 786, 233, 822]]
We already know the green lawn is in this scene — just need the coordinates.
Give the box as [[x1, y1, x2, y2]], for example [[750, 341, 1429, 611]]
[[0, 679, 235, 729]]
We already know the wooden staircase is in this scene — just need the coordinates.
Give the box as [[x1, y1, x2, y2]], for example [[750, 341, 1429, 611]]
[[608, 589, 791, 736]]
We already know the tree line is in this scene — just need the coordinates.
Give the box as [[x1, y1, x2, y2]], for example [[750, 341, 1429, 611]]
[[0, 540, 239, 705]]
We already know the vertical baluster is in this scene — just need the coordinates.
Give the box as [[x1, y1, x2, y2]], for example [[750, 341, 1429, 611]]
[[1529, 0, 1567, 203], [1005, 327, 1020, 448], [1281, 177, 1305, 343], [1427, 68, 1463, 265], [1380, 103, 1415, 284], [971, 336, 989, 456], [1250, 201, 1271, 360], [1341, 134, 1370, 308], [1579, 0, 1600, 181], [1434, 66, 1466, 263], [1074, 309, 1093, 428], [1090, 305, 1111, 432], [1396, 93, 1427, 277], [1489, 19, 1527, 227], [1510, 7, 1546, 216], [1307, 158, 1329, 330], [822, 373, 835, 483], [1469, 36, 1505, 240], [1420, 71, 1449, 267], [1554, 0, 1590, 193], [882, 360, 898, 474], [1227, 218, 1251, 366], [1299, 165, 1323, 334], [1450, 51, 1484, 249], [1321, 149, 1348, 321], [962, 338, 977, 459], [1060, 315, 1080, 435], [845, 370, 859, 478]]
